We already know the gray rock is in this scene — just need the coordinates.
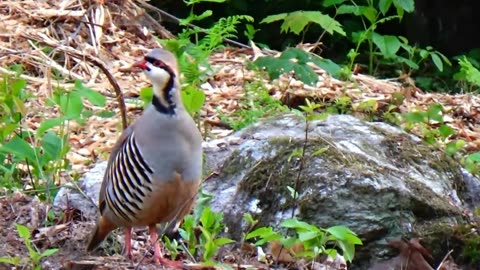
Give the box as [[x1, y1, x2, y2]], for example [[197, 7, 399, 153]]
[[200, 113, 479, 268], [53, 161, 107, 220]]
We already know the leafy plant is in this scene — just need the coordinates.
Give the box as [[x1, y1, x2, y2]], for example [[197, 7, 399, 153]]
[[253, 47, 342, 84], [221, 79, 288, 130], [260, 10, 346, 38], [462, 235, 480, 264], [0, 67, 30, 193], [246, 219, 362, 262], [451, 57, 480, 173], [175, 190, 234, 263], [154, 0, 253, 119], [455, 56, 480, 87], [0, 72, 107, 201], [0, 224, 58, 269], [321, 0, 451, 78], [402, 104, 456, 144]]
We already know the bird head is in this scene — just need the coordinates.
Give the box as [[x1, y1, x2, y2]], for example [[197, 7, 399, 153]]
[[134, 49, 181, 114], [134, 48, 179, 93]]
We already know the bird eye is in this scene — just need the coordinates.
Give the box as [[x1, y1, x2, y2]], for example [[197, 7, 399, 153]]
[[144, 57, 166, 69], [152, 60, 166, 69]]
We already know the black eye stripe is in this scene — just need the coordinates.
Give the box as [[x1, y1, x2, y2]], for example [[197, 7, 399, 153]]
[[145, 56, 166, 68], [144, 56, 176, 79]]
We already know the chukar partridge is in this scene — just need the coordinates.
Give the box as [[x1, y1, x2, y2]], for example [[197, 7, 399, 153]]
[[87, 48, 203, 266]]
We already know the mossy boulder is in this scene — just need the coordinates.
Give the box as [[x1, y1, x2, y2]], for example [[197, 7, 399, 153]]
[[203, 113, 479, 268]]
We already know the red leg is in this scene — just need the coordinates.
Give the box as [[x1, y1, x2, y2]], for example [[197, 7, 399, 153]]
[[124, 227, 133, 259], [148, 225, 183, 268]]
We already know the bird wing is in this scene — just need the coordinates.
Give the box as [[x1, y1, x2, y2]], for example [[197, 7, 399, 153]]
[[98, 125, 134, 215]]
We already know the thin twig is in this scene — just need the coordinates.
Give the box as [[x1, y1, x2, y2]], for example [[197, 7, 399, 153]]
[[88, 59, 128, 130], [435, 249, 454, 270]]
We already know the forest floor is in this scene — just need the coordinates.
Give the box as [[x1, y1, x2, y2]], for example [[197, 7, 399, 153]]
[[0, 0, 480, 269]]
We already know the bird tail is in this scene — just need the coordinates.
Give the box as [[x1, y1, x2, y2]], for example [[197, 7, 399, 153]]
[[87, 216, 117, 251]]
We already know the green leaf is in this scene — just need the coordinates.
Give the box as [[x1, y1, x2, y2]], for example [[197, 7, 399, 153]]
[[182, 86, 205, 115], [468, 152, 480, 162], [37, 117, 67, 135], [246, 227, 282, 245], [445, 140, 466, 156], [301, 11, 345, 36], [246, 227, 275, 239], [403, 111, 426, 123], [293, 63, 320, 85], [395, 6, 405, 18], [326, 225, 359, 241], [430, 53, 443, 72], [200, 206, 215, 229], [199, 226, 213, 242], [280, 48, 310, 63], [419, 49, 429, 59], [40, 248, 59, 258], [393, 0, 415, 12], [96, 110, 116, 118], [338, 240, 356, 262], [323, 0, 347, 7], [337, 5, 358, 15], [12, 95, 26, 116], [325, 248, 338, 259], [0, 136, 37, 162], [182, 10, 213, 25], [214, 237, 235, 246], [337, 6, 377, 23], [74, 80, 106, 106], [254, 49, 321, 85], [0, 123, 19, 139], [310, 57, 342, 78], [371, 33, 401, 58], [259, 13, 287, 24], [379, 0, 393, 14], [16, 223, 31, 240], [457, 57, 480, 86], [261, 11, 345, 36], [243, 213, 256, 225], [256, 57, 292, 78], [298, 230, 322, 242], [358, 6, 378, 23], [393, 55, 419, 70], [438, 125, 455, 139], [0, 256, 21, 265], [426, 104, 444, 123], [41, 132, 63, 160], [11, 79, 27, 94], [312, 146, 329, 156], [281, 218, 318, 231], [286, 186, 298, 199], [60, 92, 83, 118]]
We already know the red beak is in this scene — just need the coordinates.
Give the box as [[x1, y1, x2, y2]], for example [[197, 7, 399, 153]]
[[133, 59, 149, 70]]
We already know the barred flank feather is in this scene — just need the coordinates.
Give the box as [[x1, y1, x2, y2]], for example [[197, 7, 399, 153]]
[[105, 132, 154, 224]]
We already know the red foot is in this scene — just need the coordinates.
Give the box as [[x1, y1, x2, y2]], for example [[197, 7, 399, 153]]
[[148, 225, 183, 268]]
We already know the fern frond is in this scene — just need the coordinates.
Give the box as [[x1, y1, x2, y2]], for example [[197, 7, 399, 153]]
[[200, 15, 254, 52]]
